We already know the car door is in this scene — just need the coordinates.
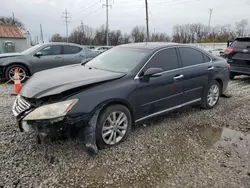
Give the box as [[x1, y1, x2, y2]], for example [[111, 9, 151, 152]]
[[31, 45, 64, 72], [134, 47, 183, 121], [177, 47, 214, 104], [62, 45, 86, 65]]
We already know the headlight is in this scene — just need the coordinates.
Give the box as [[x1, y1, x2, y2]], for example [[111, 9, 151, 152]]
[[24, 99, 78, 121]]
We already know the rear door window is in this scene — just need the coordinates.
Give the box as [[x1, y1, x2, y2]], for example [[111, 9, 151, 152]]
[[143, 48, 179, 72], [203, 54, 211, 62], [63, 45, 82, 54], [179, 47, 204, 67]]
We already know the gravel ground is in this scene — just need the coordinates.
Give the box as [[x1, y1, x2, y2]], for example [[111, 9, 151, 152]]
[[0, 78, 250, 188]]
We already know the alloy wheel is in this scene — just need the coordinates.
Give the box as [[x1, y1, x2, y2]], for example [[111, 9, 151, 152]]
[[207, 84, 219, 107], [102, 111, 128, 145], [8, 67, 26, 82]]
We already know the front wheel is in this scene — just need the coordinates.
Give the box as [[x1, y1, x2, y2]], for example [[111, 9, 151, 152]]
[[201, 80, 221, 109], [96, 105, 132, 149], [5, 64, 29, 83]]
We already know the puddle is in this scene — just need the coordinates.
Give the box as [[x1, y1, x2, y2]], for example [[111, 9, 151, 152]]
[[197, 125, 250, 158]]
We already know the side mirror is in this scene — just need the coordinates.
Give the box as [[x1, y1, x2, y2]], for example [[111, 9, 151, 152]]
[[143, 67, 163, 77], [34, 51, 43, 57]]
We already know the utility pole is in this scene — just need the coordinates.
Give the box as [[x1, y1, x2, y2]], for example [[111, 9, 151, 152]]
[[145, 0, 149, 42], [103, 0, 112, 46], [12, 12, 15, 26], [208, 8, 213, 30], [81, 21, 85, 33], [40, 24, 44, 43], [62, 9, 70, 42]]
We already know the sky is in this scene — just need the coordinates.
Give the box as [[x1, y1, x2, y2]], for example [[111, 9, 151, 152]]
[[1, 0, 250, 41]]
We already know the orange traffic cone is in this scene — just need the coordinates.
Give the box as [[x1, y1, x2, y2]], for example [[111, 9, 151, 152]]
[[13, 68, 22, 95]]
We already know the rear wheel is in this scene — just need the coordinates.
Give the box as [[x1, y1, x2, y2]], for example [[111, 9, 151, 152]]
[[5, 64, 29, 82], [96, 104, 132, 149], [201, 80, 221, 109]]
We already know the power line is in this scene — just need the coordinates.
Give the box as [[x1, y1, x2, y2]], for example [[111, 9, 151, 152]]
[[103, 0, 112, 46], [62, 9, 70, 42], [72, 0, 96, 12], [83, 7, 102, 17], [76, 1, 101, 13], [115, 0, 200, 9]]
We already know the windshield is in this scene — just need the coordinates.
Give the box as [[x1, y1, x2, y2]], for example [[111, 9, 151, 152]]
[[85, 47, 148, 73], [21, 44, 43, 55]]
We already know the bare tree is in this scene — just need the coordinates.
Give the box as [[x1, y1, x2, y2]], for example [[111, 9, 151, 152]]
[[172, 24, 192, 43], [0, 16, 25, 29], [131, 26, 146, 43], [109, 30, 123, 45], [68, 26, 85, 44], [94, 25, 106, 45], [235, 19, 248, 37], [122, 34, 131, 44], [51, 33, 64, 42], [84, 25, 95, 45], [151, 33, 170, 42]]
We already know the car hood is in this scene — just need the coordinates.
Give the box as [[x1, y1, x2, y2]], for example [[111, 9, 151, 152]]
[[20, 64, 126, 99], [0, 53, 23, 58]]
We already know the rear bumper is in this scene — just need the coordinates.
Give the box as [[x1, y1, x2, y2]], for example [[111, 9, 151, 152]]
[[230, 65, 250, 75]]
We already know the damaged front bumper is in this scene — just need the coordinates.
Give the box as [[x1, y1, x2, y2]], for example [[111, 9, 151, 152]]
[[15, 111, 100, 155]]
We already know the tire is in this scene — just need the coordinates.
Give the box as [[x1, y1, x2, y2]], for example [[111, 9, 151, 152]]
[[5, 64, 29, 83], [229, 72, 235, 80], [201, 80, 221, 109], [96, 104, 132, 149]]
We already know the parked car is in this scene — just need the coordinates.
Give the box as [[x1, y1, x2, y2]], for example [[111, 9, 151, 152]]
[[86, 46, 96, 50], [12, 42, 229, 154], [0, 42, 99, 82], [93, 46, 113, 54], [224, 37, 250, 79], [211, 48, 226, 57]]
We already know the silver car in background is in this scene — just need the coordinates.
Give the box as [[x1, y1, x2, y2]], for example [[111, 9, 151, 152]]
[[0, 42, 99, 82]]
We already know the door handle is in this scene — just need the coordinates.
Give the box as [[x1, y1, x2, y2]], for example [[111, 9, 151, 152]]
[[55, 56, 62, 59], [207, 66, 214, 71], [173, 74, 184, 80]]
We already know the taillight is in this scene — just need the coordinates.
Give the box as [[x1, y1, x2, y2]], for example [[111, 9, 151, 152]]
[[224, 48, 234, 53]]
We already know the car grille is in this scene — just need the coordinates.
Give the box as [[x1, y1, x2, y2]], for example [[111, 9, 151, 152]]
[[12, 95, 31, 117]]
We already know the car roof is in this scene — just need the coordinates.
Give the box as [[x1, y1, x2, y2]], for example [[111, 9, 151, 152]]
[[234, 37, 250, 41], [117, 42, 214, 52], [118, 42, 178, 50], [43, 42, 83, 47]]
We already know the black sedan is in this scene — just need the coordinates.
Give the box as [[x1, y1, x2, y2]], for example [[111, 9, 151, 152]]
[[12, 42, 229, 154]]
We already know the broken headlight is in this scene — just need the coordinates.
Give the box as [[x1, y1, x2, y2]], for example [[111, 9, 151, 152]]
[[24, 99, 78, 120]]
